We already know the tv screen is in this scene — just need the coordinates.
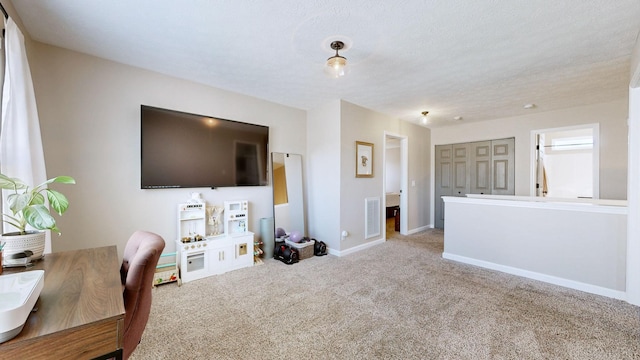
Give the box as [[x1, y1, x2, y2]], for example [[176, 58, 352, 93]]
[[141, 105, 269, 189]]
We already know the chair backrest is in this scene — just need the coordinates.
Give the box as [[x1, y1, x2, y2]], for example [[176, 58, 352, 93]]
[[120, 230, 165, 359]]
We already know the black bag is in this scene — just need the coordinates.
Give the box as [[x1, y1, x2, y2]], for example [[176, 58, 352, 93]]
[[313, 239, 327, 256], [275, 244, 299, 265]]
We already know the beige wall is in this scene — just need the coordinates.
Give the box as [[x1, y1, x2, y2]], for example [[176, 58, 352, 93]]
[[338, 101, 431, 251], [306, 100, 431, 253], [339, 101, 387, 249], [431, 99, 629, 201], [306, 100, 342, 250], [29, 42, 306, 257]]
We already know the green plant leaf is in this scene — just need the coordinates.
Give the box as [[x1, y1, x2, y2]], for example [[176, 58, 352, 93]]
[[1, 213, 23, 231], [31, 192, 45, 205], [47, 189, 70, 215], [23, 204, 56, 231], [7, 193, 30, 214], [37, 176, 76, 187], [0, 173, 75, 234], [52, 176, 76, 185], [0, 174, 27, 190]]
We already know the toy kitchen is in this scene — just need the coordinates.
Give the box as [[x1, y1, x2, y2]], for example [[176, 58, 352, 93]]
[[176, 199, 254, 283]]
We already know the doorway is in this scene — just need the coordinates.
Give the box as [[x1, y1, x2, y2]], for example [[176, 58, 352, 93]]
[[531, 124, 599, 198], [384, 133, 408, 237]]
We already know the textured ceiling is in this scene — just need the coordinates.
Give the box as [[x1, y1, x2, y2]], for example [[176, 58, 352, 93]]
[[11, 0, 640, 127]]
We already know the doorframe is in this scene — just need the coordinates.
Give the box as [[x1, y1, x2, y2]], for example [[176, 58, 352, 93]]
[[627, 85, 640, 305], [529, 123, 600, 198], [383, 132, 408, 236]]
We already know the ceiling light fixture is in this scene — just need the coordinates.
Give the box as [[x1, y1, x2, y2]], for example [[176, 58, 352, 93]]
[[421, 111, 429, 125], [523, 103, 536, 109], [325, 41, 348, 78], [453, 116, 463, 121]]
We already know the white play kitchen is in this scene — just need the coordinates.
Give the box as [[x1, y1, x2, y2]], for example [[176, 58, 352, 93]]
[[176, 198, 254, 284]]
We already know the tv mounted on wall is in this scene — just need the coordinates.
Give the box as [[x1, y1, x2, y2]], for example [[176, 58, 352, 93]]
[[141, 105, 269, 189]]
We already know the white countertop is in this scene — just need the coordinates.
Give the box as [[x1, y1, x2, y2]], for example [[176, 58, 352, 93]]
[[443, 194, 627, 214]]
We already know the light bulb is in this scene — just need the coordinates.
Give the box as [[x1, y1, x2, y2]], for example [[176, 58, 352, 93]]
[[325, 56, 348, 78], [420, 111, 429, 125], [325, 41, 349, 78]]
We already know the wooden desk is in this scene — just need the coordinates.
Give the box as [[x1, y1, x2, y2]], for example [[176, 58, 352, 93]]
[[0, 246, 125, 359]]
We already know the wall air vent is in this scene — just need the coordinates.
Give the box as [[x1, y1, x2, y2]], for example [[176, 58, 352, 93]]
[[365, 197, 381, 239]]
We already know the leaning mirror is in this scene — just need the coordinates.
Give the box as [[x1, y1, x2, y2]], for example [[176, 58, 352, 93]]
[[271, 153, 305, 238]]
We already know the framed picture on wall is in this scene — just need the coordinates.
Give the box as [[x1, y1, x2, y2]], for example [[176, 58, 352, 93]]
[[356, 141, 374, 178]]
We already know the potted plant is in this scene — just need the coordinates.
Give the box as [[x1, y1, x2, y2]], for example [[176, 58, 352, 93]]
[[0, 173, 75, 266]]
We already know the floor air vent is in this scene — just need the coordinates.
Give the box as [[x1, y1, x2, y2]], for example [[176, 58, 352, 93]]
[[365, 197, 381, 239]]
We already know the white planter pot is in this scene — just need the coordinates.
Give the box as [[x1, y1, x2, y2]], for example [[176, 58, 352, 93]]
[[1, 231, 45, 267]]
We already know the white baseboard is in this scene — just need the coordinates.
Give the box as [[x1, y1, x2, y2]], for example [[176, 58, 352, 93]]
[[329, 238, 385, 257], [327, 225, 434, 256], [407, 224, 432, 234], [442, 252, 626, 301]]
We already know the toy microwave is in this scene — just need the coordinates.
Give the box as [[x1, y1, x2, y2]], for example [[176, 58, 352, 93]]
[[224, 200, 248, 234]]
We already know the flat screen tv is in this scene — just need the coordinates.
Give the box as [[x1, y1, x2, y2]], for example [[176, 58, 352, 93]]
[[141, 105, 269, 189]]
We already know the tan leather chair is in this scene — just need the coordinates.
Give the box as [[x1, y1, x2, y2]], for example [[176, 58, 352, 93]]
[[120, 231, 165, 359]]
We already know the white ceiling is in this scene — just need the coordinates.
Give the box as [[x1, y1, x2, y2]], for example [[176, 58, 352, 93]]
[[10, 0, 640, 127]]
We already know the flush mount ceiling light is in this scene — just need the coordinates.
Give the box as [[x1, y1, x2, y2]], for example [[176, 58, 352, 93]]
[[523, 103, 536, 109], [325, 41, 348, 78], [421, 111, 429, 125]]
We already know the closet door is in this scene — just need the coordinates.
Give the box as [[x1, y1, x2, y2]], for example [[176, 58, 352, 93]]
[[435, 138, 514, 229], [470, 141, 492, 195], [434, 145, 453, 229], [491, 138, 515, 195], [452, 143, 470, 197]]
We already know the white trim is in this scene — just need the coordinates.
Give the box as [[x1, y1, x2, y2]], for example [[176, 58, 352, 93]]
[[328, 238, 385, 257], [630, 30, 640, 88], [626, 32, 640, 306], [445, 195, 627, 215], [530, 123, 600, 199], [400, 137, 408, 235], [407, 224, 432, 235], [465, 193, 626, 206], [627, 86, 640, 305], [383, 132, 409, 235], [442, 252, 626, 301]]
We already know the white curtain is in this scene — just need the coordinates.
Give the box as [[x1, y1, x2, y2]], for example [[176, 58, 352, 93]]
[[0, 17, 49, 252]]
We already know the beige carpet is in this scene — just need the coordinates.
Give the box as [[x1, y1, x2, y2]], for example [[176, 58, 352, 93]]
[[131, 229, 640, 359]]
